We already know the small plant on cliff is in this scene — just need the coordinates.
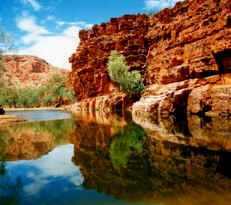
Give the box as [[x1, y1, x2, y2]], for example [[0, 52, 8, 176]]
[[147, 11, 157, 17], [107, 50, 144, 93]]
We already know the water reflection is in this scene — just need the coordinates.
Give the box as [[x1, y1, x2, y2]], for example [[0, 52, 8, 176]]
[[110, 124, 146, 170], [5, 110, 71, 121], [188, 115, 231, 151], [72, 114, 231, 204], [1, 111, 231, 204], [0, 119, 75, 161], [0, 161, 22, 205]]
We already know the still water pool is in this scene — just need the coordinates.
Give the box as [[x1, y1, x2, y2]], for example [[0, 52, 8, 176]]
[[5, 110, 71, 121], [0, 110, 231, 205]]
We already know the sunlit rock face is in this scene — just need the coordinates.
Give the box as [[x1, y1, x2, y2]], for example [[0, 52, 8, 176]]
[[2, 55, 69, 88], [69, 0, 231, 116], [133, 0, 231, 118], [145, 0, 231, 84], [65, 92, 136, 118], [72, 118, 231, 204], [132, 75, 220, 121], [188, 82, 231, 115], [69, 15, 149, 100], [133, 102, 231, 152]]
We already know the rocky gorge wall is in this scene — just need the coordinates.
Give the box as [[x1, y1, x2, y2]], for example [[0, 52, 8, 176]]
[[69, 0, 231, 116], [69, 14, 149, 100], [2, 55, 69, 88]]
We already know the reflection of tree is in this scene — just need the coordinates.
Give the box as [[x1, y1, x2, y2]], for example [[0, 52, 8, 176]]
[[0, 161, 5, 176], [0, 162, 22, 205], [110, 124, 146, 170], [0, 119, 75, 161], [72, 120, 231, 203]]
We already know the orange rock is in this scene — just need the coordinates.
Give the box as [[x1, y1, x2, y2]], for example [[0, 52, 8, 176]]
[[69, 0, 231, 115], [2, 55, 69, 88], [69, 14, 149, 100]]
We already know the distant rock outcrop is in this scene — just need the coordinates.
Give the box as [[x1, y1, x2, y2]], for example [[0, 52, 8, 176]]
[[2, 55, 69, 88]]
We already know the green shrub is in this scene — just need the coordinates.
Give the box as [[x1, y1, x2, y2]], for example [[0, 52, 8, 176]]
[[107, 50, 144, 93], [0, 74, 75, 108], [147, 11, 157, 17]]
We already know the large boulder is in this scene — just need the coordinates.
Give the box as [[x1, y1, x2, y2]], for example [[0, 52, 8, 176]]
[[188, 83, 231, 116]]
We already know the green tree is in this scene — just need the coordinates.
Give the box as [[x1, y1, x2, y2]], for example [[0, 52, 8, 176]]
[[0, 28, 75, 108], [0, 27, 14, 88], [107, 50, 144, 93]]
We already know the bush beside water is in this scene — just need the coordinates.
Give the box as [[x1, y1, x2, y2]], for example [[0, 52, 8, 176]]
[[107, 50, 144, 93]]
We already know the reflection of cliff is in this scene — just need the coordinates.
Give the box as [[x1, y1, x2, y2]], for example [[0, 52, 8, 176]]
[[133, 107, 231, 152], [0, 119, 75, 161], [72, 120, 231, 203], [188, 115, 231, 151], [72, 123, 150, 202]]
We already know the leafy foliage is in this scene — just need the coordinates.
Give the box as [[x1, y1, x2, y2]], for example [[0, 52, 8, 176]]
[[107, 50, 144, 93], [0, 74, 75, 108], [0, 27, 14, 54], [147, 11, 157, 17]]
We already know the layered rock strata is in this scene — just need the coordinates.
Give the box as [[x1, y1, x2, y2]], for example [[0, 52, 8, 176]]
[[69, 15, 149, 100], [2, 55, 69, 88], [69, 0, 231, 115]]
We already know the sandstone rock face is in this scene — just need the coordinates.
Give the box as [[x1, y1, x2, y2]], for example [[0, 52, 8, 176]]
[[188, 83, 231, 115], [69, 0, 231, 100], [69, 0, 231, 118], [146, 0, 231, 85], [132, 75, 221, 121], [69, 15, 149, 100], [2, 55, 69, 88], [65, 92, 133, 122]]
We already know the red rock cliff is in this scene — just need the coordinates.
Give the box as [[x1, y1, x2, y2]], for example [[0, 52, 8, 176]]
[[2, 55, 69, 88], [146, 0, 231, 84], [69, 0, 231, 102], [69, 14, 149, 100]]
